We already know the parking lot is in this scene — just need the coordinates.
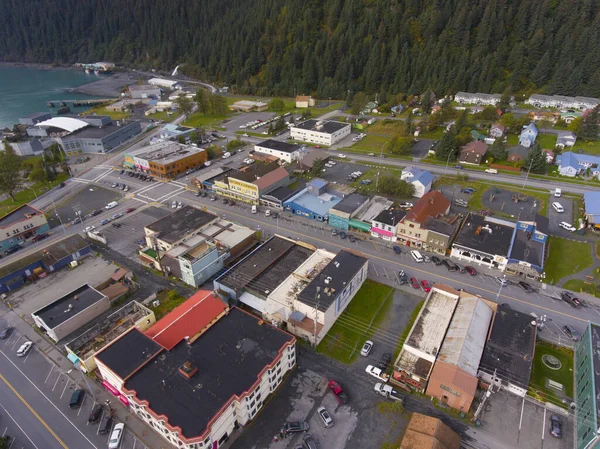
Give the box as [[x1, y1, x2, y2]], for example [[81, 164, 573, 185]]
[[47, 186, 121, 228], [102, 206, 171, 259], [0, 327, 149, 449], [478, 389, 572, 449], [318, 160, 375, 185], [547, 197, 581, 238], [223, 110, 294, 133]]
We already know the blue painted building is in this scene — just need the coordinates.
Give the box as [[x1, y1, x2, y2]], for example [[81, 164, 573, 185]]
[[518, 123, 538, 148], [506, 211, 548, 279], [0, 234, 91, 294], [283, 179, 342, 222]]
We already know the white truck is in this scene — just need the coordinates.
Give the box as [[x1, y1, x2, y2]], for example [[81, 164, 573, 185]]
[[105, 201, 118, 210], [374, 383, 405, 404]]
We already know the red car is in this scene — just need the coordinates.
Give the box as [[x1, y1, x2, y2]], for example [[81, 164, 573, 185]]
[[420, 280, 431, 292], [126, 207, 136, 213], [465, 266, 477, 276], [315, 145, 321, 149], [410, 277, 420, 289]]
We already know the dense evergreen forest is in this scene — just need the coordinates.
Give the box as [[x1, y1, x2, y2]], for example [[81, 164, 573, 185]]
[[1, 0, 600, 98]]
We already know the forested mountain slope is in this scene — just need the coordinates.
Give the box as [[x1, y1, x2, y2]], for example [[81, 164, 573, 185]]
[[1, 0, 599, 97]]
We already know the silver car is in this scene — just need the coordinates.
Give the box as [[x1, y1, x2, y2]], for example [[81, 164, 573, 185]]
[[317, 406, 334, 428], [17, 341, 33, 357]]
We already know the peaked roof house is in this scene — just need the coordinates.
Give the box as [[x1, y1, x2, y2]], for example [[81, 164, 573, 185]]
[[518, 123, 538, 148], [556, 151, 600, 178], [458, 141, 488, 165], [401, 167, 434, 198], [507, 145, 531, 162], [489, 123, 505, 138], [555, 131, 577, 149]]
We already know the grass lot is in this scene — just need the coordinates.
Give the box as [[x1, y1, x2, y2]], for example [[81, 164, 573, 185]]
[[545, 237, 593, 284], [562, 279, 600, 298], [0, 173, 70, 217], [183, 112, 230, 128], [529, 341, 574, 404], [418, 127, 445, 139], [351, 168, 403, 196], [506, 133, 557, 148], [151, 289, 188, 319], [366, 120, 407, 136], [83, 104, 131, 120], [317, 280, 394, 364], [343, 134, 398, 156], [433, 175, 550, 217], [575, 139, 600, 155], [146, 110, 175, 122]]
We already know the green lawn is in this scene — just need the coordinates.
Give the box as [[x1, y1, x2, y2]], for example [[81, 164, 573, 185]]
[[0, 173, 70, 217], [151, 290, 189, 319], [417, 127, 445, 139], [537, 133, 557, 148], [345, 134, 391, 154], [529, 341, 574, 404], [562, 279, 600, 298], [351, 168, 404, 196], [574, 139, 600, 155], [224, 94, 343, 116], [317, 280, 394, 364], [183, 112, 230, 128], [544, 237, 593, 284], [83, 105, 131, 120], [146, 110, 175, 122]]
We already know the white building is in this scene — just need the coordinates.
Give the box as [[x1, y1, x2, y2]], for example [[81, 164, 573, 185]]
[[295, 96, 315, 108], [254, 139, 303, 163], [525, 94, 599, 110], [94, 290, 295, 449], [454, 92, 502, 106], [128, 84, 162, 99], [148, 78, 183, 90], [290, 119, 351, 146], [401, 167, 434, 198]]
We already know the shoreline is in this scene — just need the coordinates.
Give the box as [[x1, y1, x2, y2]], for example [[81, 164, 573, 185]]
[[0, 61, 75, 71]]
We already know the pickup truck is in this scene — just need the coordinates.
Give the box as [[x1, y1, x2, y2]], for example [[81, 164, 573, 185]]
[[328, 380, 349, 404], [365, 365, 389, 382], [374, 383, 405, 404]]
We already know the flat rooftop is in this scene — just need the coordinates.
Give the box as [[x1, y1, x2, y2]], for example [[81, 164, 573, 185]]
[[396, 287, 459, 377], [356, 196, 394, 222], [33, 284, 106, 328], [217, 236, 314, 294], [0, 203, 43, 228], [256, 139, 301, 154], [373, 207, 406, 226], [262, 186, 299, 202], [332, 193, 369, 215], [509, 229, 545, 268], [137, 141, 205, 165], [298, 250, 368, 312], [479, 304, 536, 389], [453, 214, 515, 256], [67, 120, 139, 139], [292, 119, 349, 134], [146, 206, 217, 244], [125, 307, 293, 439], [422, 215, 461, 237], [285, 188, 342, 217]]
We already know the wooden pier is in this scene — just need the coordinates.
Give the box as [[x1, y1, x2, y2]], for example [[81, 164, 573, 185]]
[[47, 98, 115, 108]]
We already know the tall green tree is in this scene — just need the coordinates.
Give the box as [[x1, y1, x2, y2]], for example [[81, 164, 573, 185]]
[[523, 144, 548, 174], [435, 132, 459, 161], [378, 176, 414, 197], [211, 95, 229, 116], [350, 92, 368, 115], [195, 88, 211, 115], [0, 144, 23, 201], [175, 95, 193, 118], [489, 138, 508, 161], [579, 105, 600, 140], [385, 136, 413, 155], [269, 98, 285, 112]]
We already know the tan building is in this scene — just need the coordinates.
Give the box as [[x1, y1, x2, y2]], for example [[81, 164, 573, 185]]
[[399, 413, 461, 449], [134, 141, 207, 179], [396, 191, 451, 250], [229, 100, 268, 112], [425, 293, 494, 412], [0, 204, 49, 253], [295, 95, 315, 108]]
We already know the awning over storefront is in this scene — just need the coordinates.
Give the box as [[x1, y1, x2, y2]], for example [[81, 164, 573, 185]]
[[349, 219, 371, 232]]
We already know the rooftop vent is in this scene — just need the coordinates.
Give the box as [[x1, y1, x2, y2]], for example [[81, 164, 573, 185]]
[[178, 361, 198, 379]]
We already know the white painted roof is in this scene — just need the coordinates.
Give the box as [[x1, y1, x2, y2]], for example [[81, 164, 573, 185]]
[[35, 117, 88, 133]]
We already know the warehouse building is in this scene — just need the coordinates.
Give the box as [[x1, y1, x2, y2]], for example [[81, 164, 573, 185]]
[[94, 290, 295, 449], [290, 119, 351, 146], [254, 139, 303, 163], [283, 179, 342, 222], [148, 78, 182, 90], [128, 84, 161, 99], [228, 100, 268, 112], [18, 112, 51, 126]]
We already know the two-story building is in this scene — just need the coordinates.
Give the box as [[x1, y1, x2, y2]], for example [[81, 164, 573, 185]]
[[370, 207, 406, 242], [289, 120, 351, 146], [525, 94, 599, 110], [519, 123, 538, 148], [0, 204, 49, 253], [129, 141, 207, 179], [254, 139, 303, 163], [94, 290, 296, 449], [401, 167, 434, 198], [396, 191, 451, 249], [557, 151, 600, 179], [454, 92, 501, 106]]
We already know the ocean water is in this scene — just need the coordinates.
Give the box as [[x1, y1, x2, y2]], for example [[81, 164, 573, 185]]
[[0, 67, 102, 128]]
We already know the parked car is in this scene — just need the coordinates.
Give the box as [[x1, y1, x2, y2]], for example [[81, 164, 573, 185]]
[[518, 281, 535, 293], [111, 182, 118, 188], [111, 213, 123, 219], [430, 255, 442, 265], [559, 222, 576, 232], [16, 341, 33, 357], [465, 266, 477, 276], [317, 407, 334, 428], [32, 233, 49, 242], [0, 326, 14, 339], [112, 223, 122, 228], [454, 164, 463, 169], [549, 415, 562, 438], [87, 404, 103, 424], [398, 270, 408, 285], [84, 226, 96, 233], [455, 264, 466, 274], [302, 434, 319, 449], [98, 415, 113, 435], [560, 291, 581, 307], [494, 276, 509, 287], [328, 380, 349, 404], [282, 421, 309, 434], [100, 218, 111, 225], [90, 209, 103, 216], [398, 202, 413, 208], [365, 365, 389, 382], [69, 388, 85, 409], [410, 277, 420, 289], [360, 340, 373, 356], [172, 200, 178, 208], [442, 259, 458, 271], [420, 280, 431, 292], [485, 168, 498, 174], [552, 202, 564, 213], [4, 245, 22, 256], [378, 353, 392, 371], [423, 255, 431, 263], [108, 423, 125, 449], [126, 207, 136, 213], [461, 187, 476, 195], [563, 325, 581, 341]]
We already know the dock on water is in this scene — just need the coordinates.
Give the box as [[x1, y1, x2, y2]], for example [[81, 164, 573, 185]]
[[47, 98, 115, 108]]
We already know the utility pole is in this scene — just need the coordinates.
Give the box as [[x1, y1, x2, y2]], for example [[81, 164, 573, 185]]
[[522, 159, 534, 188], [313, 287, 321, 349]]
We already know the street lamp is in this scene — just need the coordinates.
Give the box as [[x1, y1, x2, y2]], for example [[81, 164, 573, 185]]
[[496, 274, 507, 301]]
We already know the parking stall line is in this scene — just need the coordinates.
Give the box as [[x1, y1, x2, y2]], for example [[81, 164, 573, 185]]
[[52, 373, 63, 391], [0, 380, 42, 449], [517, 397, 525, 444], [11, 336, 22, 350], [60, 378, 71, 399], [541, 407, 546, 443], [132, 438, 137, 449], [96, 410, 105, 434], [22, 348, 32, 364], [44, 365, 54, 384]]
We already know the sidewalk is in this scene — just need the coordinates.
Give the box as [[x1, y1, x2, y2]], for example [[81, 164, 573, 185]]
[[1, 305, 173, 449]]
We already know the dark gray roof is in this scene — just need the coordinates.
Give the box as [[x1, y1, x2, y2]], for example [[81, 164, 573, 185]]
[[33, 284, 106, 328], [422, 216, 460, 237], [298, 250, 368, 312], [453, 214, 514, 257], [65, 120, 140, 139], [508, 145, 530, 159], [146, 206, 217, 244], [509, 230, 545, 267], [216, 236, 313, 294], [261, 186, 299, 203], [293, 119, 349, 134], [0, 204, 43, 228], [95, 329, 162, 380], [21, 112, 51, 120], [256, 139, 301, 154], [332, 193, 370, 214], [124, 308, 294, 439], [373, 208, 406, 226], [479, 305, 536, 389]]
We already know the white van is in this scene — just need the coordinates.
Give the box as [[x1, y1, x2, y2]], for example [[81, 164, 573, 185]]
[[554, 188, 562, 198], [485, 168, 498, 174], [222, 152, 231, 159], [411, 250, 424, 263], [251, 205, 257, 214], [105, 201, 118, 210]]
